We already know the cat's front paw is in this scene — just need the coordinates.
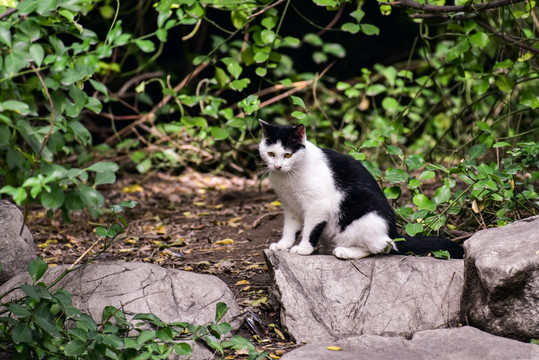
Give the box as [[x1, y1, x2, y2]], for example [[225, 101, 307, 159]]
[[290, 244, 314, 256], [269, 242, 289, 251]]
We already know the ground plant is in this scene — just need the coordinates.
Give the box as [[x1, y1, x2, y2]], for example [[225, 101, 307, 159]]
[[0, 202, 267, 359]]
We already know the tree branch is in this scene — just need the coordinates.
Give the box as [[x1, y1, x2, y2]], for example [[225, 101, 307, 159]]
[[475, 18, 539, 54], [379, 0, 526, 13]]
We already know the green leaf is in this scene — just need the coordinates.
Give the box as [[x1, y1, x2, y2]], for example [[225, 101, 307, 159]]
[[29, 44, 44, 66], [312, 0, 338, 6], [0, 23, 12, 47], [230, 9, 248, 29], [28, 257, 48, 283], [385, 168, 409, 184], [384, 186, 401, 199], [433, 184, 451, 204], [215, 302, 229, 322], [34, 302, 61, 338], [11, 323, 33, 344], [361, 24, 380, 36], [291, 96, 306, 109], [432, 250, 450, 260], [418, 170, 435, 180], [413, 194, 436, 211], [79, 184, 104, 218], [210, 127, 229, 140], [350, 8, 365, 22], [386, 145, 403, 157], [65, 339, 86, 356], [205, 334, 224, 354], [8, 304, 31, 318], [447, 38, 470, 62], [496, 76, 514, 93], [135, 39, 155, 53], [86, 161, 119, 173], [365, 84, 386, 96], [469, 32, 489, 49], [255, 67, 267, 77], [341, 22, 360, 34], [0, 100, 30, 115], [322, 43, 346, 58], [137, 330, 157, 345], [175, 343, 193, 356], [223, 59, 242, 79], [41, 184, 65, 209], [405, 154, 425, 171], [382, 97, 398, 112], [469, 144, 487, 160], [405, 223, 424, 236]]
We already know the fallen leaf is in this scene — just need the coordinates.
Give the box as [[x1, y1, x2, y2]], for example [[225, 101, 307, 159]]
[[269, 354, 280, 359], [183, 266, 194, 271], [215, 238, 235, 245], [269, 200, 282, 207], [235, 279, 249, 286], [155, 225, 167, 235], [122, 184, 144, 193], [193, 201, 206, 207], [326, 346, 342, 351], [228, 216, 242, 223]]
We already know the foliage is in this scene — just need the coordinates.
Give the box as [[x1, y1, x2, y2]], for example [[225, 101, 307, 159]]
[[0, 0, 537, 234], [0, 201, 267, 359]]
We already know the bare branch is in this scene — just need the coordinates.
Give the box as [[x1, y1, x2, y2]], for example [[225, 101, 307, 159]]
[[475, 18, 539, 54], [379, 0, 526, 13]]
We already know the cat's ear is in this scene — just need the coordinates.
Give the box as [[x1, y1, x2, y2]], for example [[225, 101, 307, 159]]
[[259, 119, 270, 137], [294, 124, 306, 142]]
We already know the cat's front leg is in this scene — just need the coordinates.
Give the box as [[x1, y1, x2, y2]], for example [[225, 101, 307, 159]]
[[269, 209, 302, 251], [290, 220, 326, 256]]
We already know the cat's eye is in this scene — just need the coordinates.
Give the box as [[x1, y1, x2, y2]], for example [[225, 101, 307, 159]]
[[268, 152, 275, 157], [284, 153, 292, 158]]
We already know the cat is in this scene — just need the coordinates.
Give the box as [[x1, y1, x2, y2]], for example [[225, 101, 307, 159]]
[[258, 120, 464, 260]]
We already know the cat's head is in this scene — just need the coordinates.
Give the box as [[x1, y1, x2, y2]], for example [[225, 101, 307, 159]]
[[259, 120, 306, 173]]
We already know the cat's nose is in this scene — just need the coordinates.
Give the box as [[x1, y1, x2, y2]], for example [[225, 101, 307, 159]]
[[274, 164, 282, 170]]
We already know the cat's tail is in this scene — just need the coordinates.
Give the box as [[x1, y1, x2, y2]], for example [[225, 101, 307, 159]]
[[394, 235, 464, 259]]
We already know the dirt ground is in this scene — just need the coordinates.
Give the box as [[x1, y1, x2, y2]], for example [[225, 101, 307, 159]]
[[27, 170, 300, 358]]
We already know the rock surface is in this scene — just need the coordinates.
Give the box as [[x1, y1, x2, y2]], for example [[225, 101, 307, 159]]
[[0, 261, 243, 359], [264, 250, 464, 342], [280, 326, 539, 360], [461, 215, 539, 342], [0, 200, 37, 284]]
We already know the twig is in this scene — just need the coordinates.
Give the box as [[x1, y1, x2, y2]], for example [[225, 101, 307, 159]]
[[247, 0, 286, 20], [68, 237, 102, 271], [117, 71, 164, 97], [105, 62, 210, 145], [252, 211, 281, 229], [0, 8, 16, 20], [475, 18, 539, 54], [380, 0, 526, 13], [431, 271, 456, 327]]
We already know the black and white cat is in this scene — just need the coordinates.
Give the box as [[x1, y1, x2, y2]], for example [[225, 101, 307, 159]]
[[259, 120, 464, 260]]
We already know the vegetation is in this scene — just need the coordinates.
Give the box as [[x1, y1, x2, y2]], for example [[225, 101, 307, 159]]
[[0, 201, 267, 359], [0, 0, 536, 234]]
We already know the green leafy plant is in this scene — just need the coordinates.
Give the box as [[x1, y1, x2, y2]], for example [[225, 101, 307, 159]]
[[0, 201, 267, 359]]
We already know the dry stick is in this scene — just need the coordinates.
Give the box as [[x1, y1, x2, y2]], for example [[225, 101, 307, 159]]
[[431, 271, 456, 328], [104, 62, 210, 145], [380, 0, 526, 13], [247, 0, 287, 20], [475, 18, 539, 54], [67, 237, 102, 271]]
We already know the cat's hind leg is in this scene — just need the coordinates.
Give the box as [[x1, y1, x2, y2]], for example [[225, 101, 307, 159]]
[[333, 246, 371, 260]]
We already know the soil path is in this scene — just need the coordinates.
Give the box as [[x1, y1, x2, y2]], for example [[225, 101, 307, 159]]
[[28, 170, 299, 357]]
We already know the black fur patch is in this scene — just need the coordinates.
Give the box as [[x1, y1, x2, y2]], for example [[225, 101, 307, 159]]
[[321, 148, 400, 238], [260, 122, 305, 153], [309, 221, 327, 247]]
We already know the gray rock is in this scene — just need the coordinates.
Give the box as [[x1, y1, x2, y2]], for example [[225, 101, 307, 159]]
[[280, 326, 539, 360], [461, 215, 539, 342], [265, 250, 464, 342], [0, 200, 37, 284], [0, 261, 242, 359]]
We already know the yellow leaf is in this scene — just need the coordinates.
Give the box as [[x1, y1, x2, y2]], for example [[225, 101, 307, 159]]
[[326, 346, 342, 351], [235, 279, 249, 286], [183, 266, 194, 271], [215, 238, 235, 245], [269, 354, 280, 359], [472, 199, 485, 214], [269, 200, 281, 207], [214, 204, 223, 209], [274, 328, 285, 340], [124, 238, 138, 245], [228, 216, 242, 224], [155, 225, 167, 235], [122, 184, 144, 193], [193, 201, 206, 207], [183, 211, 192, 217]]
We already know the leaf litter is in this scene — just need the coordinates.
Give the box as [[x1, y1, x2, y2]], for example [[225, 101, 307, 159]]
[[27, 170, 302, 358]]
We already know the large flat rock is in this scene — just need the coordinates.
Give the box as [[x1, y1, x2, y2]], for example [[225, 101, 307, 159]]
[[461, 215, 539, 341], [0, 261, 243, 359], [281, 326, 539, 360], [265, 250, 464, 342]]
